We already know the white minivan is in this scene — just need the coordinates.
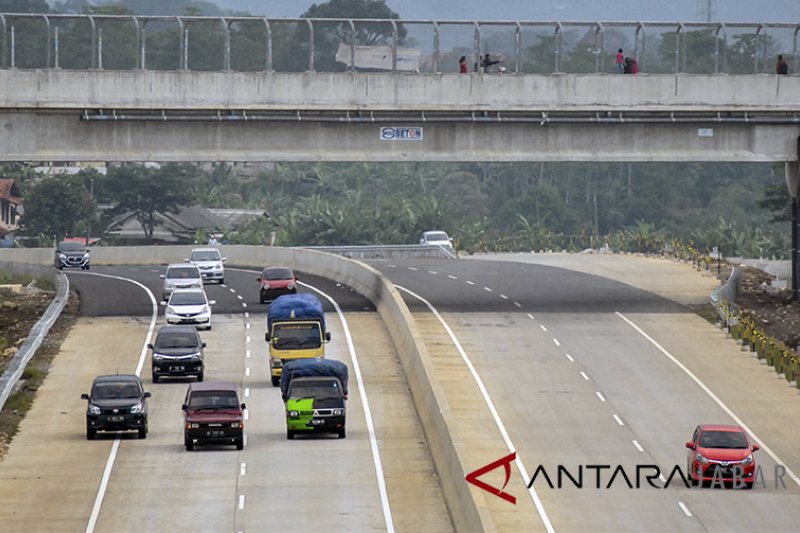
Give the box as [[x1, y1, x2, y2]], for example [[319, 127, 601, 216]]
[[419, 230, 454, 250], [161, 263, 203, 301], [187, 247, 225, 284]]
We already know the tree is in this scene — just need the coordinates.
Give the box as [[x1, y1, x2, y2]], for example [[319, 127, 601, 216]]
[[22, 175, 95, 240], [291, 0, 407, 72], [105, 164, 196, 242]]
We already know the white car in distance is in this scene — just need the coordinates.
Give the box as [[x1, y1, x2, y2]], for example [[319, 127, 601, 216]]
[[186, 247, 226, 284], [161, 288, 215, 331], [161, 263, 203, 301], [419, 230, 454, 250]]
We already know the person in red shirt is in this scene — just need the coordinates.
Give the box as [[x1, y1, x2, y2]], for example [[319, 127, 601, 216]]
[[459, 56, 468, 73], [616, 48, 624, 74], [776, 55, 789, 75]]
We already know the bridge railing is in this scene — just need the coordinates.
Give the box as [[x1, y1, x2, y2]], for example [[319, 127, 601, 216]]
[[0, 14, 797, 75]]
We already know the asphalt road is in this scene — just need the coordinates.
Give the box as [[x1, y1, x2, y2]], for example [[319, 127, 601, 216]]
[[366, 255, 800, 532], [0, 264, 451, 533]]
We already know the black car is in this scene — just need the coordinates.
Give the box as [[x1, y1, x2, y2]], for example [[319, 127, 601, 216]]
[[55, 240, 90, 270], [148, 325, 206, 383], [81, 374, 150, 440]]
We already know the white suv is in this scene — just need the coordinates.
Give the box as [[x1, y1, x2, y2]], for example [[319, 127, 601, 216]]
[[419, 230, 453, 249], [161, 263, 203, 301], [187, 247, 225, 284]]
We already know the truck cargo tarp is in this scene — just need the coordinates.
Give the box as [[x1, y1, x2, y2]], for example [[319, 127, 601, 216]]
[[267, 293, 326, 332], [281, 359, 349, 400]]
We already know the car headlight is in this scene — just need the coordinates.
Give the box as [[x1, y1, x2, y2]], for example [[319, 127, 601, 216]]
[[58, 253, 66, 259], [695, 453, 709, 464], [193, 280, 202, 287], [200, 306, 209, 314], [742, 454, 753, 465], [262, 282, 270, 289], [83, 253, 90, 259], [88, 404, 101, 415], [166, 306, 175, 314], [153, 353, 165, 361], [189, 423, 199, 429], [231, 422, 240, 428], [190, 352, 202, 360], [288, 410, 299, 418], [287, 283, 294, 290], [215, 263, 223, 269], [165, 282, 175, 289], [333, 408, 344, 416], [130, 402, 144, 414]]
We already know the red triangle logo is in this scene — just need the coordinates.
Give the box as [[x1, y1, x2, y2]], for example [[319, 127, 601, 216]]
[[465, 452, 517, 505]]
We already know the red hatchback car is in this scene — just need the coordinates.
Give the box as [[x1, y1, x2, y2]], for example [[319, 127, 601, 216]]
[[258, 266, 298, 304], [686, 424, 759, 488]]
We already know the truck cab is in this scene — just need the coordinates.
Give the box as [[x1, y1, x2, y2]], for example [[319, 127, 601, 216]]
[[265, 293, 331, 387]]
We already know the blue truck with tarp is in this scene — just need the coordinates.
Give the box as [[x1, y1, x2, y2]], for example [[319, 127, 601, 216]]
[[281, 358, 348, 439], [265, 293, 331, 387]]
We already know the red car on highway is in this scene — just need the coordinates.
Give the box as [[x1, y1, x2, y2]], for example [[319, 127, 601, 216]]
[[258, 266, 298, 304], [686, 424, 759, 488]]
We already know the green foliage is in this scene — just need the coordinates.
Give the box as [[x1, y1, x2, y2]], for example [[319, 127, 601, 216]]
[[104, 164, 197, 242], [22, 175, 95, 240]]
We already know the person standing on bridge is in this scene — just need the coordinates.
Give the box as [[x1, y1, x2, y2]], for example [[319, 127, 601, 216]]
[[776, 55, 789, 75], [616, 49, 624, 74], [459, 56, 468, 73]]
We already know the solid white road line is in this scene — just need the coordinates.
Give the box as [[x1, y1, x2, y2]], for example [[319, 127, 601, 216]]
[[678, 502, 692, 517], [617, 312, 800, 488], [300, 281, 396, 533], [396, 285, 555, 533], [74, 272, 157, 533], [580, 371, 589, 381], [613, 414, 624, 426], [632, 440, 644, 452]]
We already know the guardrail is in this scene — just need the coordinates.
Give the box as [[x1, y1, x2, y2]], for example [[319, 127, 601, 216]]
[[0, 246, 485, 530], [301, 244, 458, 260], [0, 262, 68, 414], [0, 14, 796, 74]]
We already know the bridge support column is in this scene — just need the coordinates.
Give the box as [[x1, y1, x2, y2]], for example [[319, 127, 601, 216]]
[[789, 158, 800, 300]]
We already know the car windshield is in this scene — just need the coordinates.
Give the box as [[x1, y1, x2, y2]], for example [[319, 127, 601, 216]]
[[59, 242, 85, 252], [188, 390, 239, 409], [167, 267, 199, 279], [170, 292, 206, 306], [191, 251, 220, 262], [263, 268, 293, 280], [289, 380, 341, 400], [272, 324, 321, 349], [425, 232, 448, 242], [698, 430, 749, 449], [93, 382, 140, 399], [157, 332, 199, 349]]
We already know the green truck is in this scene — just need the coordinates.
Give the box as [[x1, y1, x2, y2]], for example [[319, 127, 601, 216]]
[[281, 358, 348, 439]]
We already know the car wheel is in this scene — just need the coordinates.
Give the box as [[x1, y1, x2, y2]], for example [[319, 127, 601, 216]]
[[235, 438, 244, 450], [184, 437, 194, 451], [205, 324, 212, 331], [271, 376, 280, 387], [152, 373, 159, 384], [260, 295, 266, 304], [138, 427, 147, 439], [745, 481, 754, 490], [219, 278, 224, 285], [58, 265, 64, 270], [338, 428, 346, 439], [197, 372, 204, 382], [287, 430, 295, 440], [86, 428, 96, 440]]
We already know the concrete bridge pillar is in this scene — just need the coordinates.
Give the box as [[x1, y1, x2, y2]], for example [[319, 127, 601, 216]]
[[790, 140, 800, 299]]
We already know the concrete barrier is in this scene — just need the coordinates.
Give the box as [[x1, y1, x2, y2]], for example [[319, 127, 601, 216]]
[[2, 246, 487, 531]]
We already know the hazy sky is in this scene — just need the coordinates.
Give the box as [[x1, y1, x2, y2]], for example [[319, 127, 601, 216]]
[[220, 0, 799, 21]]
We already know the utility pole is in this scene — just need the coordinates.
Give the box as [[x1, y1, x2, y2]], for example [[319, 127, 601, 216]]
[[85, 176, 94, 246], [697, 0, 715, 21]]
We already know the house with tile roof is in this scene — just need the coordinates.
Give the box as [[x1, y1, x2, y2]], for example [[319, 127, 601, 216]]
[[0, 179, 23, 235]]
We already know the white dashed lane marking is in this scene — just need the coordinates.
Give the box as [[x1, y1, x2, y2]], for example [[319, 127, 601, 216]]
[[539, 324, 548, 332], [613, 414, 624, 426], [245, 367, 251, 377], [246, 336, 251, 343], [428, 270, 438, 275], [244, 312, 249, 318], [246, 323, 251, 330], [483, 287, 493, 292], [595, 392, 606, 402], [408, 267, 418, 271], [580, 371, 589, 381], [678, 502, 692, 517], [245, 388, 250, 397], [527, 313, 535, 320], [552, 338, 560, 347], [387, 264, 396, 268], [447, 275, 457, 279], [229, 288, 236, 293], [466, 281, 475, 285], [632, 440, 644, 452], [242, 303, 247, 308], [238, 495, 245, 510], [237, 295, 243, 300], [565, 353, 574, 362], [246, 350, 251, 358], [240, 463, 246, 476], [514, 302, 522, 308]]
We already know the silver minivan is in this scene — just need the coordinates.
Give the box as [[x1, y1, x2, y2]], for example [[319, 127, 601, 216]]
[[160, 263, 203, 301]]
